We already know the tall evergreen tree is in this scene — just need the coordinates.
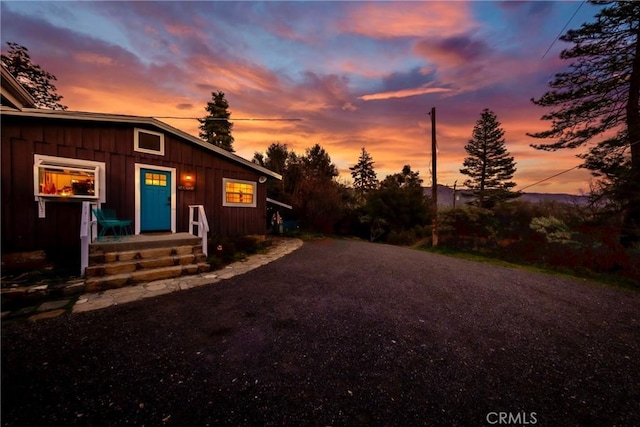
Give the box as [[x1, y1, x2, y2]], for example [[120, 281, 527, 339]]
[[198, 91, 234, 152], [528, 0, 640, 246], [460, 109, 517, 209], [1, 42, 67, 110], [349, 147, 378, 202]]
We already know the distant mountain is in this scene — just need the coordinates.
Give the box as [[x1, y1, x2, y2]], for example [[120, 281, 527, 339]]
[[423, 185, 589, 208], [517, 192, 589, 205]]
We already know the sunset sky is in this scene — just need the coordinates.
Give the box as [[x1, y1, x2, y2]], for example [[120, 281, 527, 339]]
[[1, 1, 603, 194]]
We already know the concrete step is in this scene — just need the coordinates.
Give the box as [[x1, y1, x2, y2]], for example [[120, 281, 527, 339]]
[[89, 233, 201, 254], [84, 263, 211, 293], [84, 233, 210, 292], [89, 245, 202, 266], [85, 253, 207, 278]]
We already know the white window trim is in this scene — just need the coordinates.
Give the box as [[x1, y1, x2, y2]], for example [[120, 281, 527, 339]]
[[134, 163, 176, 234], [222, 178, 257, 208], [134, 128, 165, 156], [33, 154, 106, 202]]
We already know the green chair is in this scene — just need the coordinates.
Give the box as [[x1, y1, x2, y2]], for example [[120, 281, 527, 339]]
[[92, 208, 132, 241]]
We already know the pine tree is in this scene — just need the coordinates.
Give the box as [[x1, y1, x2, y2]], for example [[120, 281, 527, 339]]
[[460, 109, 517, 209], [198, 91, 234, 152], [349, 147, 378, 201], [528, 0, 640, 246], [1, 42, 67, 110]]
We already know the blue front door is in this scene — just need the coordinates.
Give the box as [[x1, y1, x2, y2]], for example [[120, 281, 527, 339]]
[[140, 169, 171, 232]]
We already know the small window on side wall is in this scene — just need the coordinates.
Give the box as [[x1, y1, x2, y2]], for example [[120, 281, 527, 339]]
[[223, 178, 256, 207], [134, 128, 164, 155]]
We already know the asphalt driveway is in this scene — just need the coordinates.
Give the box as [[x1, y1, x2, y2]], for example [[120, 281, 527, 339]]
[[2, 238, 639, 426]]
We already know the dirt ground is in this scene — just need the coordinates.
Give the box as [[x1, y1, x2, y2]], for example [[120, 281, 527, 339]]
[[2, 238, 639, 426]]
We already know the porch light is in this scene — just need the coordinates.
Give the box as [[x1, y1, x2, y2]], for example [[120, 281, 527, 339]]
[[182, 173, 196, 185], [179, 171, 196, 190]]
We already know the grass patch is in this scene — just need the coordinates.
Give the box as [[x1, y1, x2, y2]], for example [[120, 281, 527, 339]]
[[416, 244, 639, 291]]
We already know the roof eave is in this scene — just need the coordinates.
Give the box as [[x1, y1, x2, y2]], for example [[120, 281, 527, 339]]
[[1, 66, 37, 109], [0, 108, 281, 180]]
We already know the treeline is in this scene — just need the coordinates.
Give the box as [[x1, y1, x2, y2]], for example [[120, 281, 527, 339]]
[[253, 143, 430, 238], [253, 142, 639, 286]]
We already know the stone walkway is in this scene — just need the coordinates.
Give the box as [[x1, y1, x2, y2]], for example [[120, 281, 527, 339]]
[[3, 238, 303, 322]]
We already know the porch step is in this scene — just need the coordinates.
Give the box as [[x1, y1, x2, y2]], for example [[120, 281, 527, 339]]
[[88, 245, 202, 266], [86, 240, 210, 293], [89, 234, 201, 254], [85, 252, 205, 278]]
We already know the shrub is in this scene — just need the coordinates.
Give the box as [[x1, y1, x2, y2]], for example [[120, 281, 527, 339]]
[[387, 229, 417, 246], [234, 236, 261, 255], [439, 207, 498, 250], [206, 235, 267, 268], [530, 216, 578, 245]]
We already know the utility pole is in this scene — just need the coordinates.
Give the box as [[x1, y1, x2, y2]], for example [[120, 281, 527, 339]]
[[430, 107, 438, 246], [453, 180, 457, 209]]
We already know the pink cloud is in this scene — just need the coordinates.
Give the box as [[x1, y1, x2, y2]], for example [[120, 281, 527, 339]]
[[165, 23, 202, 38], [340, 2, 477, 39], [144, 25, 160, 37], [73, 52, 113, 66], [193, 59, 281, 94], [360, 86, 452, 101]]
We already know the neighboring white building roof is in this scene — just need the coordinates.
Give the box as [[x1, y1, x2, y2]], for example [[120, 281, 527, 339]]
[[267, 198, 293, 209], [0, 107, 281, 180]]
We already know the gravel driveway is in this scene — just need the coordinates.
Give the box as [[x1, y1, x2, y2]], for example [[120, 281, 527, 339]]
[[2, 238, 639, 426]]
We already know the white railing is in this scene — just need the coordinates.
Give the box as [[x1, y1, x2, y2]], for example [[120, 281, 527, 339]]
[[188, 205, 210, 257], [80, 201, 100, 276]]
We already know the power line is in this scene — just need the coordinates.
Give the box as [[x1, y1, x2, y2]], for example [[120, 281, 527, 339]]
[[518, 164, 582, 192], [541, 0, 586, 60], [153, 116, 302, 121], [518, 139, 640, 192]]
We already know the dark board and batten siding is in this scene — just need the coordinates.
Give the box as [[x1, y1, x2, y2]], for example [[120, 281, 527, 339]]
[[1, 116, 268, 254]]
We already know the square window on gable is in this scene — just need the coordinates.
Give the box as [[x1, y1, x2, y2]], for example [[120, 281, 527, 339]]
[[134, 128, 164, 155]]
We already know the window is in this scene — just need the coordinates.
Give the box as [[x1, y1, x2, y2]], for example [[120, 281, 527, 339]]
[[39, 166, 95, 197], [134, 128, 164, 155], [223, 178, 256, 207], [145, 172, 167, 186], [34, 155, 105, 201]]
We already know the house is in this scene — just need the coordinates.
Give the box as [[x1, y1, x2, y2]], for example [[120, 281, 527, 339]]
[[1, 68, 281, 269]]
